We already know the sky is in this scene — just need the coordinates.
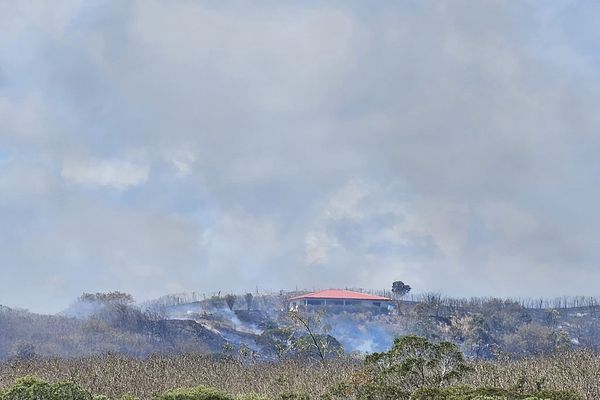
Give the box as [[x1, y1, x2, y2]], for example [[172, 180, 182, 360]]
[[2, 1, 600, 313]]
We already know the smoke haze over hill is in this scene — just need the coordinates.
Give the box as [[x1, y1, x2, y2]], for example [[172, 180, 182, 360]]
[[2, 1, 600, 312]]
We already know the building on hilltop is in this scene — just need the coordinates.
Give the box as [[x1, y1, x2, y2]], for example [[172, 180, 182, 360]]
[[288, 289, 393, 311]]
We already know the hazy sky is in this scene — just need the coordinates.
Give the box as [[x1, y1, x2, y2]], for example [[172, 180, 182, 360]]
[[2, 1, 600, 313]]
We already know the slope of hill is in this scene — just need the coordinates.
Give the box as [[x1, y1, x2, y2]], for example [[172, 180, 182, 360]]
[[3, 291, 600, 361]]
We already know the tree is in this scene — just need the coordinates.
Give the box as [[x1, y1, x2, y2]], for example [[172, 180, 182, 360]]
[[364, 336, 470, 391], [450, 314, 496, 359], [224, 294, 236, 311], [392, 281, 411, 298], [503, 325, 571, 357], [2, 377, 94, 400], [244, 293, 253, 311], [392, 281, 412, 315], [287, 310, 342, 365]]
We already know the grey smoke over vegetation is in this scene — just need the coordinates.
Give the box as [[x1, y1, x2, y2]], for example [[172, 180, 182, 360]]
[[61, 299, 107, 320], [1, 1, 600, 312], [5, 290, 600, 361], [330, 317, 396, 354]]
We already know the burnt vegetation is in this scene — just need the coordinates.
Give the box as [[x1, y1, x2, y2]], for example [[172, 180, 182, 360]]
[[3, 291, 600, 361], [2, 291, 600, 398]]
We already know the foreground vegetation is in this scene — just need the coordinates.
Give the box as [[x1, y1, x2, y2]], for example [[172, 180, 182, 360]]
[[0, 376, 584, 400], [1, 344, 597, 399]]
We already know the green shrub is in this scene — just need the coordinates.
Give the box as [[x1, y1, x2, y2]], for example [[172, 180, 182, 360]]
[[325, 368, 412, 399], [355, 383, 410, 400], [1, 377, 94, 400], [275, 393, 310, 400], [365, 336, 470, 391], [236, 394, 270, 400], [92, 396, 138, 400], [410, 386, 472, 400], [155, 386, 235, 400], [533, 391, 583, 400], [409, 386, 583, 400]]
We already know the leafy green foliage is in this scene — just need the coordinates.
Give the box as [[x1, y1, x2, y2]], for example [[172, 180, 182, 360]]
[[410, 386, 583, 400], [364, 336, 471, 391], [274, 393, 310, 400], [156, 386, 234, 400], [391, 281, 411, 298], [155, 386, 313, 400], [327, 336, 473, 399], [293, 334, 343, 361], [0, 371, 586, 400], [286, 310, 343, 364], [0, 376, 94, 400], [236, 394, 269, 400]]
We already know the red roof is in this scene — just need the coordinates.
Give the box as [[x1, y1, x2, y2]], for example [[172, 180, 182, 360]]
[[289, 289, 391, 301]]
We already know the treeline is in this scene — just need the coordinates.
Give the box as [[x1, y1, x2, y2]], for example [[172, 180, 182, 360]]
[[406, 293, 600, 311]]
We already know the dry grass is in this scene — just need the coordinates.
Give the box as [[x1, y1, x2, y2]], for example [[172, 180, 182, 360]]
[[2, 351, 600, 399], [0, 355, 358, 399], [459, 351, 600, 399]]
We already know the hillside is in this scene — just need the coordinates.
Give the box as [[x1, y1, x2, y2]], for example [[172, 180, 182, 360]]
[[2, 291, 600, 362]]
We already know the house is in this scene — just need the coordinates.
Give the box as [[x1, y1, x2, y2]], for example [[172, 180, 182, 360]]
[[288, 289, 393, 311]]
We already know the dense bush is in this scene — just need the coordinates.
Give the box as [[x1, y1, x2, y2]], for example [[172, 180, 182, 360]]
[[0, 375, 587, 400], [0, 377, 94, 400], [364, 336, 470, 391], [156, 388, 272, 400], [0, 378, 302, 400], [410, 386, 583, 400], [156, 386, 233, 400]]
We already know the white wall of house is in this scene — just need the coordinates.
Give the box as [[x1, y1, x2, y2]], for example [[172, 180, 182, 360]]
[[289, 298, 391, 310]]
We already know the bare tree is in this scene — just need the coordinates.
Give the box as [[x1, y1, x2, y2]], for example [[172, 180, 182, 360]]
[[287, 310, 339, 366]]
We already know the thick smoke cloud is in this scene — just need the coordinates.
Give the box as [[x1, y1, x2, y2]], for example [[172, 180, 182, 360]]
[[1, 1, 600, 313]]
